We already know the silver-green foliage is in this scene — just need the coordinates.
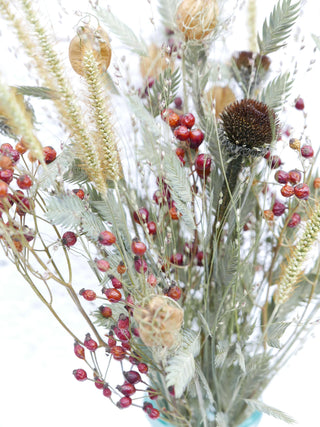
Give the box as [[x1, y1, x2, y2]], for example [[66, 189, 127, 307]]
[[260, 72, 293, 112], [245, 399, 296, 424], [158, 0, 179, 31], [258, 0, 300, 55], [96, 7, 148, 56], [165, 329, 200, 398]]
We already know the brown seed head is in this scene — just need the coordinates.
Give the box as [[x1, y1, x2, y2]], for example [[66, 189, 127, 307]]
[[220, 99, 279, 157]]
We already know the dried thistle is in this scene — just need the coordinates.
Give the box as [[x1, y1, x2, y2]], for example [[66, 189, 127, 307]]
[[176, 0, 218, 41]]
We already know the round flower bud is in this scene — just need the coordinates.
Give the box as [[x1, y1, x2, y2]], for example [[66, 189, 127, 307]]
[[176, 0, 218, 41], [69, 25, 111, 76]]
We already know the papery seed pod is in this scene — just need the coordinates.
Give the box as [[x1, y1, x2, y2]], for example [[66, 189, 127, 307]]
[[289, 138, 301, 151], [69, 25, 111, 76], [133, 296, 183, 348], [206, 86, 236, 117], [140, 44, 173, 79], [176, 0, 218, 41]]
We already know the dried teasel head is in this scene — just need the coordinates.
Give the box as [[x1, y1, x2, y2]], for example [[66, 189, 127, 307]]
[[206, 86, 236, 117], [176, 0, 218, 41], [133, 296, 184, 348], [219, 99, 279, 157], [140, 44, 173, 79], [69, 25, 111, 76]]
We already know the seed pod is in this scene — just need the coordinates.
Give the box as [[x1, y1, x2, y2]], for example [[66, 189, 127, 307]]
[[176, 0, 218, 41], [69, 25, 111, 76], [140, 44, 173, 79]]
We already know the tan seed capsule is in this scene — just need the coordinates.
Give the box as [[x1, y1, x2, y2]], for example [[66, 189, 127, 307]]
[[69, 25, 111, 76], [176, 0, 218, 41], [289, 138, 301, 151], [206, 86, 236, 117], [140, 44, 173, 79]]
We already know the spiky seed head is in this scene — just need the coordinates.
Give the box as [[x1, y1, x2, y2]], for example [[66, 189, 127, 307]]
[[176, 0, 218, 41], [219, 99, 279, 157]]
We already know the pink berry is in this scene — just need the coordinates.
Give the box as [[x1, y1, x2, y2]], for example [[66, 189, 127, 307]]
[[295, 97, 304, 110], [195, 154, 211, 178], [294, 183, 310, 200], [138, 362, 148, 374], [134, 256, 148, 274], [131, 238, 147, 256], [166, 285, 182, 300], [84, 333, 98, 351], [147, 221, 157, 235], [73, 369, 87, 381], [17, 174, 33, 189], [148, 387, 159, 400], [174, 125, 190, 141], [103, 287, 122, 303], [99, 305, 112, 318], [74, 342, 85, 359], [180, 113, 195, 129], [133, 207, 149, 224], [96, 259, 110, 272], [196, 251, 204, 266], [110, 275, 123, 289], [62, 231, 77, 247], [280, 184, 294, 198], [148, 408, 160, 419], [95, 378, 104, 389], [287, 213, 301, 228], [301, 145, 314, 158], [274, 170, 289, 184], [98, 230, 116, 245], [114, 326, 131, 342], [117, 396, 132, 408], [272, 201, 286, 216], [111, 345, 126, 361], [269, 155, 282, 169], [170, 253, 184, 266], [103, 385, 112, 397], [117, 314, 130, 329], [117, 383, 136, 397], [79, 289, 96, 301], [189, 129, 204, 149], [0, 169, 13, 184], [288, 169, 301, 184], [124, 370, 141, 384]]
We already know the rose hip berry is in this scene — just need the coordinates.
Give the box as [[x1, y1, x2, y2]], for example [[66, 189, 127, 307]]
[[180, 113, 195, 129], [84, 333, 98, 351], [148, 408, 160, 419], [138, 362, 148, 374], [148, 387, 159, 400], [294, 183, 310, 200], [117, 314, 130, 329], [131, 238, 147, 256], [147, 221, 157, 235], [79, 289, 96, 301], [166, 285, 182, 300], [295, 97, 304, 110], [43, 146, 57, 164], [17, 174, 33, 189], [0, 169, 13, 184], [72, 188, 85, 200], [269, 155, 282, 169], [134, 256, 148, 274], [288, 169, 302, 184], [103, 385, 112, 398], [74, 342, 85, 359], [15, 139, 28, 154], [174, 125, 190, 141], [117, 383, 136, 397], [103, 287, 122, 303], [264, 210, 274, 221], [99, 230, 116, 245], [96, 259, 110, 272], [272, 201, 286, 216], [62, 231, 77, 247], [0, 181, 8, 198], [287, 213, 301, 228], [99, 305, 112, 318], [281, 184, 295, 198], [133, 207, 149, 224], [73, 369, 87, 381], [170, 253, 184, 266], [165, 111, 180, 128], [111, 346, 126, 361], [301, 145, 314, 158], [117, 396, 132, 409], [124, 370, 142, 385], [313, 178, 320, 189], [94, 378, 104, 389], [189, 129, 204, 149], [274, 170, 289, 184], [195, 154, 212, 179], [109, 275, 123, 289]]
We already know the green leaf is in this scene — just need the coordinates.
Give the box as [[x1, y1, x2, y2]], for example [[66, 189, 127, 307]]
[[245, 399, 296, 424], [148, 67, 181, 117], [258, 0, 300, 55], [260, 72, 293, 111], [165, 329, 200, 398], [158, 0, 179, 32], [96, 7, 148, 56], [312, 34, 320, 51], [14, 85, 58, 99], [267, 321, 290, 348]]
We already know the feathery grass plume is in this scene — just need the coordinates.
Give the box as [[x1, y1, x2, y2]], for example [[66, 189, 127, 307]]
[[0, 78, 43, 161], [14, 0, 109, 193], [82, 49, 122, 183], [248, 0, 258, 52], [276, 203, 320, 304]]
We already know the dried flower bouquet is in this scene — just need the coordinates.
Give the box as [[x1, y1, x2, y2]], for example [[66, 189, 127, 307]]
[[0, 0, 320, 426]]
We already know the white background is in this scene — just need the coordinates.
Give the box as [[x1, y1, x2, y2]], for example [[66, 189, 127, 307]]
[[1, 1, 320, 426]]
